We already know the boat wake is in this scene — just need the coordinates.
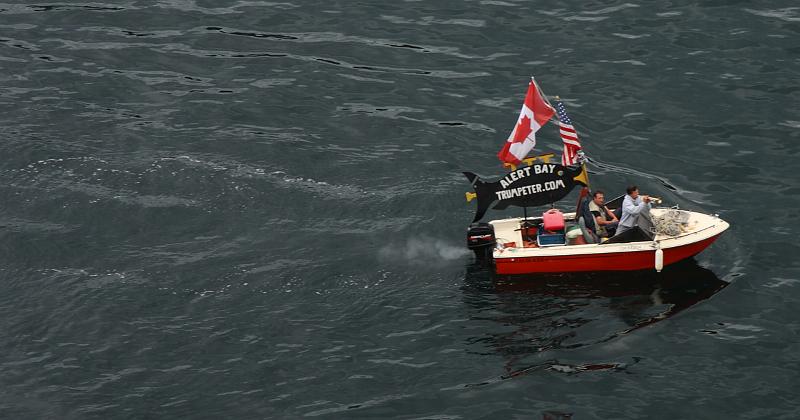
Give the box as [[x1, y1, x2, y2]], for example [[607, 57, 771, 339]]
[[378, 235, 471, 265]]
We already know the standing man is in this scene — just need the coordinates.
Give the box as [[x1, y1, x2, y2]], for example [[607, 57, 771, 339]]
[[589, 190, 619, 238], [615, 185, 652, 236]]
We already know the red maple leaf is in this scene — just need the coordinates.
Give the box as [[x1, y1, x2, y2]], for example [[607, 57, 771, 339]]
[[512, 115, 533, 143]]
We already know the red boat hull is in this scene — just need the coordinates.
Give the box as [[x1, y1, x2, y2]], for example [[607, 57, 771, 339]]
[[494, 235, 722, 275]]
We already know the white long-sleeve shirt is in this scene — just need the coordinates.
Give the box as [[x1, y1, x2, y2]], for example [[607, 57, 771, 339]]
[[617, 194, 651, 234]]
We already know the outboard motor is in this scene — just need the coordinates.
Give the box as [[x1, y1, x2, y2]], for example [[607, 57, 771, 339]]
[[467, 222, 495, 262]]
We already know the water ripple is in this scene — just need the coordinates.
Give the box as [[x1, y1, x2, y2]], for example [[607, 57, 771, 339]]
[[154, 0, 298, 14], [0, 3, 132, 14], [0, 216, 75, 233], [208, 27, 481, 59], [337, 103, 494, 132], [744, 7, 800, 22], [380, 15, 486, 28], [40, 38, 491, 79], [303, 394, 413, 417], [0, 36, 41, 51]]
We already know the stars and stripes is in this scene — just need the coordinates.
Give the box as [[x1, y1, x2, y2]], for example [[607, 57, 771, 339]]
[[555, 100, 583, 166]]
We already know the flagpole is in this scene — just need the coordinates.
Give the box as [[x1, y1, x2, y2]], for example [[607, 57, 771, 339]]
[[550, 94, 560, 125], [581, 161, 591, 190], [531, 76, 555, 110]]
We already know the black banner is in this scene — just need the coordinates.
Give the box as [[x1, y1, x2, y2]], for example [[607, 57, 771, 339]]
[[464, 163, 588, 222]]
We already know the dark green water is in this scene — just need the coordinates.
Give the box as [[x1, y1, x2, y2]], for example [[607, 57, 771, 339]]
[[1, 1, 799, 418]]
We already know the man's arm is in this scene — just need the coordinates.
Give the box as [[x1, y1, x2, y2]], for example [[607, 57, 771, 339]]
[[593, 212, 606, 226], [604, 206, 618, 221], [593, 211, 611, 226], [622, 198, 650, 216]]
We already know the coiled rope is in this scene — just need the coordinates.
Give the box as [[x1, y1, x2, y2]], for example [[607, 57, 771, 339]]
[[651, 208, 689, 236]]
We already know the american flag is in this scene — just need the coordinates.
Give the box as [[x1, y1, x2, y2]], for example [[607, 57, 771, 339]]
[[554, 100, 583, 166]]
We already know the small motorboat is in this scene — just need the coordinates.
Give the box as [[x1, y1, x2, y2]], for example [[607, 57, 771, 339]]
[[467, 205, 729, 275], [463, 77, 729, 274]]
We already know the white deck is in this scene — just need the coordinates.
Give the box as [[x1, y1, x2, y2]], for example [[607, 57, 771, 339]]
[[490, 208, 729, 259]]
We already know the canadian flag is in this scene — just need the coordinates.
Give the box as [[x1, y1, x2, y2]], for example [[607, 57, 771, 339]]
[[497, 78, 555, 165]]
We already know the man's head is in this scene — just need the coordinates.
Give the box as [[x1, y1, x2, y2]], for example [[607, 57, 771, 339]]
[[592, 190, 605, 205], [626, 185, 639, 199]]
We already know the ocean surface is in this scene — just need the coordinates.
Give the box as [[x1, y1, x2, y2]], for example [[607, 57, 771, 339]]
[[1, 1, 799, 418]]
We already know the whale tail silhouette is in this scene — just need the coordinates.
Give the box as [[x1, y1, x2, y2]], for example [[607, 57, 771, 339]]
[[463, 172, 497, 222]]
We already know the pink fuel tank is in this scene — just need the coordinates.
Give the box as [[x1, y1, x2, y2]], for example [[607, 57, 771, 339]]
[[542, 209, 565, 231]]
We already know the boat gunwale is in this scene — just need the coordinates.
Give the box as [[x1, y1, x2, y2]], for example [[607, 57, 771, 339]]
[[491, 209, 729, 259]]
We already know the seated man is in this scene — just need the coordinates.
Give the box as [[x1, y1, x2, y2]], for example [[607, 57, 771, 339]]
[[588, 190, 619, 238], [578, 195, 600, 243]]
